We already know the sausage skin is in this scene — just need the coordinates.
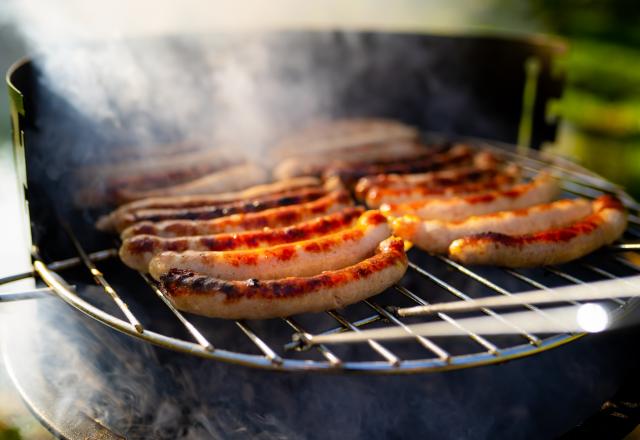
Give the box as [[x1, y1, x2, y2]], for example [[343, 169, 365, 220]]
[[118, 163, 269, 202], [97, 176, 321, 231], [106, 187, 326, 233], [392, 198, 593, 254], [353, 152, 501, 199], [380, 171, 560, 221], [159, 237, 408, 319], [364, 172, 520, 207], [119, 207, 365, 272], [448, 195, 627, 267], [149, 210, 391, 281], [121, 190, 354, 239]]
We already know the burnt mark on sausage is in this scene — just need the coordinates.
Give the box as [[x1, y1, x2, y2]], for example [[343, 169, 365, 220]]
[[325, 145, 474, 183], [159, 238, 407, 302], [458, 195, 624, 247], [367, 174, 516, 204], [125, 187, 326, 224], [124, 235, 157, 253], [126, 191, 352, 237]]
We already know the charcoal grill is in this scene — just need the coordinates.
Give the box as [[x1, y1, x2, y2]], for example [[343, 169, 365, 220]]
[[3, 132, 640, 373], [3, 30, 640, 438]]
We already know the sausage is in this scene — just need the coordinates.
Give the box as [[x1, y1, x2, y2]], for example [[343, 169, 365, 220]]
[[121, 190, 354, 239], [76, 147, 237, 187], [158, 237, 408, 319], [273, 140, 429, 180], [393, 198, 593, 254], [119, 207, 365, 272], [354, 156, 506, 202], [272, 118, 419, 157], [148, 210, 391, 281], [323, 144, 476, 185], [98, 176, 321, 231], [448, 195, 627, 267], [116, 163, 269, 202], [105, 187, 327, 233], [364, 171, 520, 207], [73, 147, 240, 207], [380, 171, 560, 221]]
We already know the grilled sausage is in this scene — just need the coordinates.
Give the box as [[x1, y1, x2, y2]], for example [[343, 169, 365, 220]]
[[117, 163, 269, 202], [159, 237, 408, 319], [105, 187, 326, 233], [98, 176, 321, 231], [393, 198, 593, 254], [273, 140, 429, 180], [74, 147, 240, 207], [272, 118, 419, 157], [380, 171, 560, 221], [121, 190, 354, 239], [354, 152, 501, 199], [448, 195, 627, 267], [364, 172, 520, 207], [149, 210, 391, 281], [120, 207, 365, 272], [322, 144, 485, 187], [76, 147, 237, 186]]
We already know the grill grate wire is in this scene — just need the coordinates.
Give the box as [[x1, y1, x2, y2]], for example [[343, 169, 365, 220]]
[[5, 143, 640, 373]]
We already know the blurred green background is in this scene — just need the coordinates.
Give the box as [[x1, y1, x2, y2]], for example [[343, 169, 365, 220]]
[[1, 1, 640, 439], [528, 0, 640, 199], [476, 0, 640, 199]]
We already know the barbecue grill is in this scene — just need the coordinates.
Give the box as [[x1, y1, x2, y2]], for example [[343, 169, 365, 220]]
[[3, 30, 640, 438]]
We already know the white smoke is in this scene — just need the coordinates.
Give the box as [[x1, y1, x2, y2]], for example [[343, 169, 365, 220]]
[[0, 0, 496, 155]]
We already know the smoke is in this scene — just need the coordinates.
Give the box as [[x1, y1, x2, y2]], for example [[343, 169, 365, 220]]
[[1, 0, 516, 155], [2, 1, 443, 151]]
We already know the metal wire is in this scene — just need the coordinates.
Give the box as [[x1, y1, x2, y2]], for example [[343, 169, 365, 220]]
[[4, 141, 639, 373], [139, 273, 214, 352], [61, 223, 143, 333]]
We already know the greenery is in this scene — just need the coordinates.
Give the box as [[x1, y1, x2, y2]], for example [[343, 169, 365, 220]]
[[0, 423, 21, 440], [527, 1, 640, 197]]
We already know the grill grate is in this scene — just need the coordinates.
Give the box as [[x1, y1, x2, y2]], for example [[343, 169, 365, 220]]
[[5, 140, 640, 373]]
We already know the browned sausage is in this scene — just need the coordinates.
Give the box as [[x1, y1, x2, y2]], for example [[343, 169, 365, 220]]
[[119, 207, 365, 272], [392, 198, 592, 254], [105, 187, 326, 232], [381, 171, 559, 221], [159, 237, 408, 319], [448, 195, 627, 267], [363, 171, 520, 207], [148, 210, 391, 281], [121, 190, 354, 239]]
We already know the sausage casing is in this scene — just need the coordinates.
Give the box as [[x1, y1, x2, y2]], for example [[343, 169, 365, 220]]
[[448, 195, 627, 267], [392, 198, 593, 254], [381, 171, 560, 221], [159, 237, 408, 319], [119, 207, 365, 272], [107, 187, 326, 232], [149, 210, 391, 281], [121, 190, 353, 239]]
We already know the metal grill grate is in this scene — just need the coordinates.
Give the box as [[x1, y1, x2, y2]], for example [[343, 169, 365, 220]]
[[4, 139, 640, 373]]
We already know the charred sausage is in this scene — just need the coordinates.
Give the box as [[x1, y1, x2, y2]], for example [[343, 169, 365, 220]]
[[159, 237, 408, 319], [149, 210, 391, 281], [448, 195, 627, 267]]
